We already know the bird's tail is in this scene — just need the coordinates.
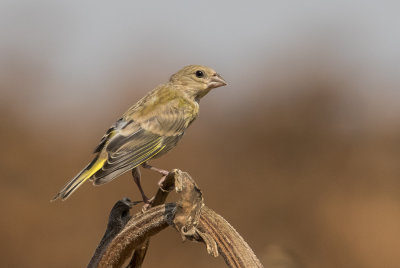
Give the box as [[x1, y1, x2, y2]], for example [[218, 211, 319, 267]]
[[51, 156, 106, 201]]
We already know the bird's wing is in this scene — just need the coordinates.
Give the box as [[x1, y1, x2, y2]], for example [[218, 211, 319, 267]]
[[92, 102, 193, 184], [137, 105, 194, 136]]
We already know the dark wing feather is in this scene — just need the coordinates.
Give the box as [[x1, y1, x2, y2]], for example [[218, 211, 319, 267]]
[[92, 103, 192, 185], [93, 118, 131, 153], [92, 124, 165, 184]]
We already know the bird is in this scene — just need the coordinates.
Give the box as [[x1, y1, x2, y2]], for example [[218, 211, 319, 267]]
[[52, 65, 227, 202]]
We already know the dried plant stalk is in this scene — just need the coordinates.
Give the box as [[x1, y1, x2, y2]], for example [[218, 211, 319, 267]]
[[90, 170, 263, 268]]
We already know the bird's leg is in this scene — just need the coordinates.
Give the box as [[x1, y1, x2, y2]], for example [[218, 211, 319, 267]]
[[141, 162, 169, 176], [141, 162, 169, 189], [131, 168, 152, 204]]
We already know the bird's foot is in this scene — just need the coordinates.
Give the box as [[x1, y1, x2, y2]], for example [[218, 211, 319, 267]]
[[157, 175, 169, 192], [142, 196, 155, 211]]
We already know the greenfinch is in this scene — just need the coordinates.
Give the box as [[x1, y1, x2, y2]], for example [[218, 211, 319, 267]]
[[53, 65, 226, 201]]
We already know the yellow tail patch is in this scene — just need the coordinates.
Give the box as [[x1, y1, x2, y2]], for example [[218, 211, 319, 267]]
[[81, 158, 107, 182], [53, 157, 107, 201]]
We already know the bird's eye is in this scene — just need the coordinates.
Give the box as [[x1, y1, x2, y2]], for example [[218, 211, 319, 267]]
[[195, 70, 204, 78]]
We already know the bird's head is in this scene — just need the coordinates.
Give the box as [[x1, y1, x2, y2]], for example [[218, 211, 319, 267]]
[[170, 65, 227, 100]]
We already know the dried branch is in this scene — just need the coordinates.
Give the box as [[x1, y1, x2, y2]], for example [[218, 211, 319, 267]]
[[126, 170, 178, 267], [91, 170, 263, 268], [98, 204, 175, 267], [88, 198, 138, 268], [198, 207, 263, 267]]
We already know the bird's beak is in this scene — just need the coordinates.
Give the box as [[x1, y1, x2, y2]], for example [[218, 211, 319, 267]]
[[208, 73, 227, 88]]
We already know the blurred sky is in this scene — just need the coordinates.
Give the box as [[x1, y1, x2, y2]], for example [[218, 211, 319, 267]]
[[0, 0, 399, 126]]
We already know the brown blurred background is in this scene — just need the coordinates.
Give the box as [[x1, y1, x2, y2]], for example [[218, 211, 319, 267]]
[[1, 1, 400, 267]]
